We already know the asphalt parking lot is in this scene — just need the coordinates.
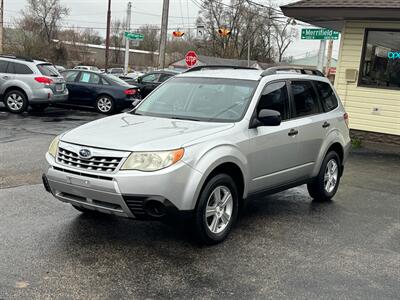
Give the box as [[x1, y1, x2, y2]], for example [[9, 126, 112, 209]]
[[0, 106, 399, 299]]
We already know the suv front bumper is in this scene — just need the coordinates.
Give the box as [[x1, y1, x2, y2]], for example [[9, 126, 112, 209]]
[[44, 153, 201, 219]]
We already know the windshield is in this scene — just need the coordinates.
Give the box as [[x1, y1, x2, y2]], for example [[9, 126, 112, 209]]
[[104, 74, 130, 86], [37, 64, 60, 77], [134, 77, 257, 122]]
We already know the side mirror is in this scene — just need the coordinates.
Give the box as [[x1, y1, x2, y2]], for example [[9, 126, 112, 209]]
[[251, 109, 281, 128]]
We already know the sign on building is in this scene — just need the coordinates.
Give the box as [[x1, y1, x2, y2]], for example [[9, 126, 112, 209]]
[[301, 28, 339, 40]]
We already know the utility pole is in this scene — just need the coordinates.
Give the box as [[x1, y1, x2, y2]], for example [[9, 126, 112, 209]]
[[158, 0, 169, 69], [105, 0, 112, 72], [325, 39, 333, 76], [247, 41, 250, 67], [124, 1, 132, 75], [317, 40, 326, 72], [0, 0, 4, 54]]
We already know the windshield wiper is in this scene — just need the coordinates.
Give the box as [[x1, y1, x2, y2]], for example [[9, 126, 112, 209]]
[[169, 116, 201, 122]]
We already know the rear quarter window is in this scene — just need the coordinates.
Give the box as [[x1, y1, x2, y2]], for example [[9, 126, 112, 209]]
[[314, 81, 339, 112]]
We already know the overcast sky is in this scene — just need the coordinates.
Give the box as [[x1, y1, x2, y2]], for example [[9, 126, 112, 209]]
[[4, 0, 339, 59]]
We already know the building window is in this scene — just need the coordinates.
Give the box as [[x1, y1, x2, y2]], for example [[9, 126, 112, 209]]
[[359, 29, 400, 90]]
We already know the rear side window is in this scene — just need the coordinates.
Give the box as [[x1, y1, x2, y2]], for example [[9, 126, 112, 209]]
[[257, 81, 289, 120], [14, 63, 33, 74], [291, 81, 321, 118], [62, 71, 79, 82], [0, 60, 8, 73], [159, 74, 172, 82], [79, 72, 100, 84], [37, 64, 59, 77], [314, 81, 338, 112]]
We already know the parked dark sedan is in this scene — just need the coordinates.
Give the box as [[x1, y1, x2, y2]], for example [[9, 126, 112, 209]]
[[60, 70, 140, 114], [132, 70, 179, 98]]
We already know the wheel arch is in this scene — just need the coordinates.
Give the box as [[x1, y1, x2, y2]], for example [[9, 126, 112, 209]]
[[4, 86, 29, 102]]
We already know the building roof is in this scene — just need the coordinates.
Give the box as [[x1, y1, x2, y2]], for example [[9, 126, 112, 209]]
[[283, 0, 400, 8], [281, 0, 400, 31], [290, 54, 337, 68]]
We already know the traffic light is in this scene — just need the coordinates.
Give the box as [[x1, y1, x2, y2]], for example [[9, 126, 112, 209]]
[[218, 28, 231, 37], [172, 31, 185, 38]]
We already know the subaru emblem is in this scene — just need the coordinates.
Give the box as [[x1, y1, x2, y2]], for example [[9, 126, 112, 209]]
[[79, 149, 91, 159]]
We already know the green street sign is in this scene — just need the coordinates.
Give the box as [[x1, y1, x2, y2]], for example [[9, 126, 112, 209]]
[[301, 28, 339, 40], [124, 32, 144, 40]]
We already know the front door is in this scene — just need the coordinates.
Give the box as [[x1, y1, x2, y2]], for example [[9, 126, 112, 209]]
[[247, 81, 300, 192]]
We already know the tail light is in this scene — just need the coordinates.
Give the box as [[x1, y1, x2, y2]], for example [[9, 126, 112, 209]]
[[124, 89, 137, 95], [343, 112, 349, 127], [35, 77, 53, 86]]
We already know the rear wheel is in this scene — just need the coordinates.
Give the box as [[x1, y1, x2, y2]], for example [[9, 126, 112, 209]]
[[95, 95, 115, 114], [30, 104, 49, 112], [307, 151, 341, 201], [194, 173, 239, 245], [4, 90, 28, 113]]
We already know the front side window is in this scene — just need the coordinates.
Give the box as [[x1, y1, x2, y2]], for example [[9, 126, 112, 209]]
[[159, 74, 173, 82], [359, 29, 400, 89], [257, 81, 289, 120], [314, 81, 338, 112], [291, 81, 321, 118], [0, 60, 9, 73], [134, 77, 258, 122]]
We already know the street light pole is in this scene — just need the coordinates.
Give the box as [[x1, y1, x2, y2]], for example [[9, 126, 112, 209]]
[[105, 0, 112, 72], [124, 2, 132, 74], [158, 0, 169, 69]]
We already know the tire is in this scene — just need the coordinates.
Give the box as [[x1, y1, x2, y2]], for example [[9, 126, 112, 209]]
[[4, 90, 28, 113], [194, 173, 239, 245], [307, 151, 341, 201], [95, 95, 115, 114], [30, 104, 49, 112]]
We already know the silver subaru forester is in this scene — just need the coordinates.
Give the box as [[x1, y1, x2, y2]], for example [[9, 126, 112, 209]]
[[43, 66, 351, 244]]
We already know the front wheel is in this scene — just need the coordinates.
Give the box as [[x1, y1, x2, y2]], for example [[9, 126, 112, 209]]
[[307, 151, 341, 201], [95, 96, 115, 114], [194, 174, 239, 245]]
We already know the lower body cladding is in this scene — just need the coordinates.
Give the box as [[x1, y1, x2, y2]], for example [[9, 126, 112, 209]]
[[43, 161, 200, 220]]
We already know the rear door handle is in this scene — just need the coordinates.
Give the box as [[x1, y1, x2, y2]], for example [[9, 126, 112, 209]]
[[322, 121, 331, 128], [288, 129, 299, 136]]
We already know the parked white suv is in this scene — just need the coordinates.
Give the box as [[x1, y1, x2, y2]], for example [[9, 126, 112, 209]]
[[43, 66, 351, 244]]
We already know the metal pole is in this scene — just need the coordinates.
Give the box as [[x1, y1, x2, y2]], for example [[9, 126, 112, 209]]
[[105, 0, 112, 72], [158, 0, 169, 69], [247, 41, 250, 67], [124, 2, 132, 75], [317, 40, 327, 72], [0, 0, 4, 54], [326, 39, 333, 76]]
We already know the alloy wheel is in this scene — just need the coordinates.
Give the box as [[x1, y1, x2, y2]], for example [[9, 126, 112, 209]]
[[6, 93, 24, 111], [205, 186, 233, 234], [97, 97, 112, 113], [324, 159, 338, 193]]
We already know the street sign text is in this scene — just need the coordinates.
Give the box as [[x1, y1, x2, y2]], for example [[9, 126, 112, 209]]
[[301, 28, 339, 40]]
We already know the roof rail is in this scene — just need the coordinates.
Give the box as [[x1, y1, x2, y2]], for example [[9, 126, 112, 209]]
[[261, 66, 324, 77], [0, 55, 35, 62], [184, 65, 258, 73]]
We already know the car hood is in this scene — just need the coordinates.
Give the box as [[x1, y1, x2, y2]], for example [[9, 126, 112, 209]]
[[61, 113, 234, 151]]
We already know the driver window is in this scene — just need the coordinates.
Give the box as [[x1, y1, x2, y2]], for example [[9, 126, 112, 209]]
[[257, 81, 289, 120]]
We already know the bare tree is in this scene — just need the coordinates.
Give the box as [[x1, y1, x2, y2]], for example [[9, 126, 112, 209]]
[[110, 20, 125, 65], [271, 22, 297, 62]]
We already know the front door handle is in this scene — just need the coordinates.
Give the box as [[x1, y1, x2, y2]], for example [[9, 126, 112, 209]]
[[322, 121, 331, 128], [288, 129, 299, 136]]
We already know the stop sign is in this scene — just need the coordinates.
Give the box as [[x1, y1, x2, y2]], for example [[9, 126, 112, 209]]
[[185, 51, 198, 67]]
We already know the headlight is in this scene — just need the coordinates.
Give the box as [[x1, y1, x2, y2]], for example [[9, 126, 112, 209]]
[[48, 136, 60, 158], [121, 148, 184, 171]]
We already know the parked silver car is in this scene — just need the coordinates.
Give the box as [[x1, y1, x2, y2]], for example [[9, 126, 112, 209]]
[[0, 55, 68, 113], [43, 66, 351, 244]]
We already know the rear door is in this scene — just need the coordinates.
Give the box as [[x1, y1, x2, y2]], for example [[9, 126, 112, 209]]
[[288, 80, 325, 177], [73, 71, 102, 104], [0, 60, 13, 97]]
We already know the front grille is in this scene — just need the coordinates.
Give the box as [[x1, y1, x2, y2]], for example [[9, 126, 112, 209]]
[[57, 147, 122, 173]]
